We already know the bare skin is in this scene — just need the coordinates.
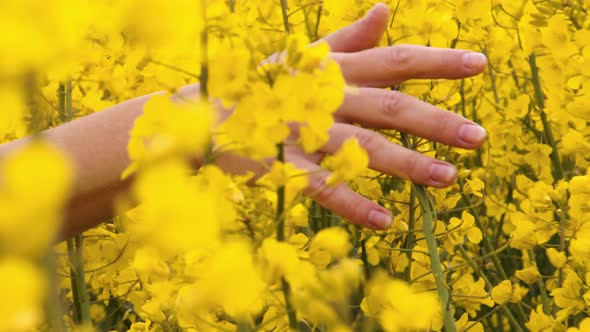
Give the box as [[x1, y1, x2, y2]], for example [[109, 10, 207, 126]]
[[0, 3, 487, 239]]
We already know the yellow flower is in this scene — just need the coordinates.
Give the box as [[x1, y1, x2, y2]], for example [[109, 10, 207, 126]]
[[0, 141, 73, 256], [505, 94, 531, 120], [132, 246, 170, 281], [259, 238, 301, 283], [128, 158, 220, 255], [448, 211, 483, 246], [287, 203, 309, 227], [491, 280, 525, 305], [515, 266, 541, 284], [455, 312, 484, 332], [285, 34, 331, 73], [310, 227, 351, 268], [0, 0, 92, 75], [176, 242, 265, 321], [463, 178, 485, 198], [541, 14, 578, 63], [451, 275, 494, 317], [209, 48, 252, 106], [551, 271, 585, 314], [0, 258, 46, 332], [546, 248, 567, 269], [291, 259, 363, 329], [0, 85, 27, 141], [125, 94, 212, 177], [325, 137, 369, 186], [257, 161, 309, 206], [361, 273, 440, 332], [567, 318, 590, 332], [399, 2, 458, 47], [454, 0, 492, 23], [526, 305, 558, 332], [508, 212, 537, 250]]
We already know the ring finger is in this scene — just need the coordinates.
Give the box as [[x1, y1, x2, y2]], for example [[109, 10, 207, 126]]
[[322, 123, 458, 188]]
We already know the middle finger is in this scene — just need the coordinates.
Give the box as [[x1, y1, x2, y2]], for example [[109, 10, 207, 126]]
[[336, 87, 487, 149]]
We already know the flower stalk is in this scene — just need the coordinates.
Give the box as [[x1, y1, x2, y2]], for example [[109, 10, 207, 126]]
[[67, 235, 92, 325], [281, 0, 291, 34], [529, 53, 566, 289], [276, 142, 297, 330], [200, 0, 209, 99], [414, 184, 457, 332], [528, 54, 563, 183], [60, 80, 91, 326], [276, 2, 297, 329]]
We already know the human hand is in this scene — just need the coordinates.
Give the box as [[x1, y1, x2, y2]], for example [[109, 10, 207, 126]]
[[216, 3, 488, 230]]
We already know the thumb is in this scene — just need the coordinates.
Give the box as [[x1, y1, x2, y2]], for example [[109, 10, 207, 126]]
[[319, 3, 390, 53]]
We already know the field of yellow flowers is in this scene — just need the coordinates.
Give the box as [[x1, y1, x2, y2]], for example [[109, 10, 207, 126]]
[[2, 0, 590, 331]]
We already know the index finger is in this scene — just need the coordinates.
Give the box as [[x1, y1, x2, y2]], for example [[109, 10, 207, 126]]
[[332, 44, 488, 87], [317, 3, 390, 53]]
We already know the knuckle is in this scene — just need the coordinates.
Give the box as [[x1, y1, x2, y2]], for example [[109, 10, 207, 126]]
[[355, 129, 381, 154], [307, 172, 329, 193], [381, 90, 404, 119], [348, 197, 370, 224], [433, 110, 456, 136], [314, 182, 338, 202], [386, 44, 414, 70], [404, 154, 423, 182], [312, 178, 339, 203]]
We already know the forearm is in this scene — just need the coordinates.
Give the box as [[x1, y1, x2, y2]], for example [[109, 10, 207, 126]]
[[0, 84, 200, 240]]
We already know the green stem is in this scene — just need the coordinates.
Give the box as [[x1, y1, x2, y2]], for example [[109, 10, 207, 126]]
[[280, 0, 291, 34], [360, 239, 371, 280], [558, 207, 567, 288], [281, 278, 297, 331], [67, 235, 92, 325], [200, 1, 209, 98], [25, 73, 42, 134], [486, 50, 500, 109], [276, 186, 287, 240], [58, 83, 66, 122], [404, 185, 416, 280], [276, 143, 286, 242], [528, 249, 552, 314], [275, 143, 297, 330], [414, 185, 457, 332], [502, 305, 524, 331], [237, 320, 251, 332], [399, 133, 416, 280], [320, 204, 328, 230], [65, 81, 73, 121], [44, 252, 67, 331], [314, 5, 323, 40], [399, 131, 455, 330], [464, 191, 529, 323], [529, 53, 566, 289], [457, 246, 524, 332], [45, 81, 71, 331], [61, 80, 91, 327], [528, 54, 563, 182]]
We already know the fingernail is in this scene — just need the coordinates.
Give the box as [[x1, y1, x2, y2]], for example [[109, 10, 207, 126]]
[[430, 163, 457, 184], [368, 209, 392, 230], [463, 52, 487, 70], [459, 123, 487, 145]]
